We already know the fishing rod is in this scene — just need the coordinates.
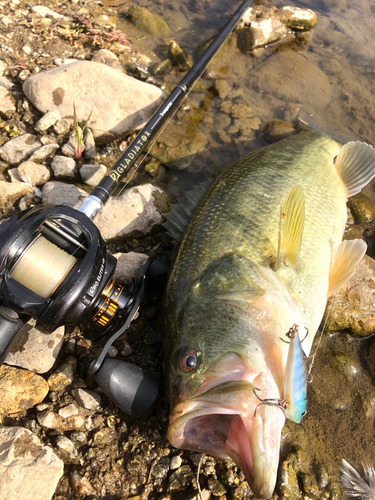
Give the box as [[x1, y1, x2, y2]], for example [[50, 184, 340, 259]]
[[0, 0, 253, 416]]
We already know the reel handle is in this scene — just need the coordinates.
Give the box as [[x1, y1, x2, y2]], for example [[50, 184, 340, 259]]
[[0, 306, 26, 365]]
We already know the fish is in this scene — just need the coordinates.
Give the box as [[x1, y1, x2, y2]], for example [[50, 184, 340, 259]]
[[339, 459, 375, 500], [163, 128, 375, 498]]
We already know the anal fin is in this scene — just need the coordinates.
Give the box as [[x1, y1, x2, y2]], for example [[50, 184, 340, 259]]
[[328, 239, 367, 297], [275, 185, 305, 271], [335, 141, 375, 197]]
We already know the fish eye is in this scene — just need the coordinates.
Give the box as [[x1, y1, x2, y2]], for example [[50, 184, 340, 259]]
[[179, 349, 199, 373]]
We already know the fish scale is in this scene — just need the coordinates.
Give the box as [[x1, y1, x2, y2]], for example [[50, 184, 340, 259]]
[[164, 128, 375, 498]]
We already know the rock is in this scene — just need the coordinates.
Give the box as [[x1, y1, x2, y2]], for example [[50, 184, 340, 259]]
[[170, 455, 182, 470], [254, 52, 332, 109], [0, 426, 64, 500], [299, 472, 320, 499], [4, 320, 64, 373], [69, 473, 93, 496], [23, 62, 165, 144], [126, 4, 170, 36], [149, 59, 172, 77], [324, 255, 375, 337], [152, 133, 205, 170], [42, 181, 87, 208], [83, 129, 96, 159], [51, 155, 76, 178], [58, 403, 79, 419], [0, 181, 34, 216], [54, 118, 70, 136], [0, 134, 42, 165], [55, 435, 78, 460], [326, 351, 359, 379], [35, 110, 61, 132], [0, 87, 16, 118], [72, 388, 101, 410], [169, 41, 192, 72], [0, 365, 49, 415], [61, 135, 80, 158], [113, 252, 149, 285], [79, 164, 106, 186], [275, 6, 317, 30], [347, 192, 375, 222], [28, 143, 59, 162], [37, 410, 85, 431], [31, 5, 63, 19], [278, 453, 302, 499], [95, 184, 169, 242], [47, 356, 77, 391], [0, 76, 16, 91], [262, 120, 297, 144], [237, 9, 292, 52], [92, 49, 121, 69], [167, 465, 195, 493], [208, 477, 226, 496], [14, 160, 50, 185]]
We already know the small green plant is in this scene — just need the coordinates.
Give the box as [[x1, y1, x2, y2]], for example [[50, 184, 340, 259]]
[[73, 104, 92, 159]]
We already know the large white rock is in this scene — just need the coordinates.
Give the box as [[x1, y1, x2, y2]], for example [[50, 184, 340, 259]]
[[0, 426, 64, 500], [23, 61, 165, 143], [95, 183, 169, 242]]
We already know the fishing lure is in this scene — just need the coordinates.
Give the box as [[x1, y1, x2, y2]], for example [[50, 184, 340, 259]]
[[254, 324, 307, 423]]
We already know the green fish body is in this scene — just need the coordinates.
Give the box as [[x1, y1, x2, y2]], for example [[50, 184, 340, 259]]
[[163, 129, 375, 498]]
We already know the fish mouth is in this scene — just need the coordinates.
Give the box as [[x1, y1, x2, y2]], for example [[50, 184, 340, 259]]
[[168, 380, 284, 499]]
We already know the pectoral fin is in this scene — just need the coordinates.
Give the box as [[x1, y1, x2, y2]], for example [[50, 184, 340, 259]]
[[276, 186, 305, 271], [335, 142, 375, 197], [328, 239, 367, 297]]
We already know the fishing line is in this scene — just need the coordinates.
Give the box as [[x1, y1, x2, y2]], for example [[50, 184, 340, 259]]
[[307, 302, 333, 382]]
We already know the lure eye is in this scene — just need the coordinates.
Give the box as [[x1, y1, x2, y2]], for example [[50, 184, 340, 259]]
[[179, 349, 198, 373]]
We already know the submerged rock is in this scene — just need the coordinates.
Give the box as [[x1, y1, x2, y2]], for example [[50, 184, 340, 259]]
[[263, 120, 297, 143], [0, 365, 49, 415], [347, 192, 375, 222], [169, 41, 192, 72], [23, 62, 165, 144], [126, 4, 170, 36], [0, 426, 64, 500], [324, 255, 375, 336]]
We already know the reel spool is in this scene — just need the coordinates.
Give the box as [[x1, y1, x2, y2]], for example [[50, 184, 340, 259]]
[[0, 204, 160, 416]]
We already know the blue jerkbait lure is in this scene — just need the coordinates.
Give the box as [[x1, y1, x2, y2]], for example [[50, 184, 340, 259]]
[[283, 324, 307, 423]]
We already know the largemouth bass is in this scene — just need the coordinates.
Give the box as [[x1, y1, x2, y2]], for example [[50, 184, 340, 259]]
[[163, 128, 375, 498]]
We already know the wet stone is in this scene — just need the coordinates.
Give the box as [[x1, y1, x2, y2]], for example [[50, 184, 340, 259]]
[[150, 59, 172, 77], [262, 120, 297, 144], [126, 4, 170, 36], [169, 41, 192, 72], [208, 477, 226, 496], [327, 350, 359, 379], [0, 365, 49, 415], [314, 461, 330, 489], [324, 255, 375, 336], [347, 192, 375, 222], [278, 453, 301, 500], [300, 472, 320, 499], [152, 457, 170, 479], [167, 465, 195, 493], [275, 6, 318, 30]]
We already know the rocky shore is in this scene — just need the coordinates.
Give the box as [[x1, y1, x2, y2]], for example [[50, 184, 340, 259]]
[[1, 0, 375, 499]]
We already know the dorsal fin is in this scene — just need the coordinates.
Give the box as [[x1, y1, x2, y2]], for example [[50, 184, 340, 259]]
[[335, 141, 375, 197], [163, 180, 211, 241], [275, 185, 305, 271], [328, 239, 367, 297]]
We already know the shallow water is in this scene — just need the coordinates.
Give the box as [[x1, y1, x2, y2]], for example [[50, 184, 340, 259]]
[[117, 0, 375, 495]]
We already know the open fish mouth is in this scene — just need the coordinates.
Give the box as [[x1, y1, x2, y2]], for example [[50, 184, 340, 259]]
[[168, 380, 284, 499]]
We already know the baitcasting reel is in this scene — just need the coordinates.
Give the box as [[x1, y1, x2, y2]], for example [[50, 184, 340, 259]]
[[0, 204, 163, 416]]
